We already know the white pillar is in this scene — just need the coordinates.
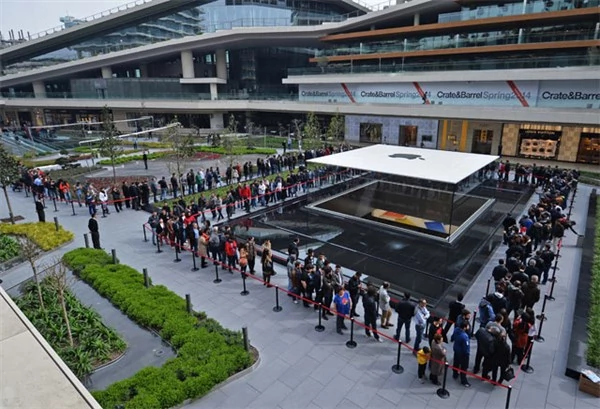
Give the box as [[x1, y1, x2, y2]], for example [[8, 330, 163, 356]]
[[101, 66, 113, 79], [32, 81, 46, 98], [413, 13, 420, 26], [210, 83, 218, 100], [181, 50, 195, 79], [210, 113, 224, 130], [216, 49, 227, 79]]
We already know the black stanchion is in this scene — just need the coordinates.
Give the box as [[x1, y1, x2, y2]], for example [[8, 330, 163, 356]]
[[191, 251, 199, 271], [536, 295, 548, 321], [521, 340, 534, 373], [143, 268, 150, 288], [143, 225, 148, 242], [213, 264, 222, 283], [346, 318, 357, 349], [53, 197, 58, 212], [470, 311, 478, 338], [83, 233, 90, 248], [485, 278, 491, 296], [242, 326, 249, 352], [547, 276, 557, 301], [273, 286, 282, 312], [174, 245, 181, 263], [391, 342, 404, 374], [240, 274, 249, 296], [186, 294, 192, 314], [436, 362, 450, 399], [71, 201, 76, 216], [534, 313, 545, 343], [156, 238, 162, 253], [505, 385, 513, 409], [315, 304, 325, 332], [111, 249, 118, 264], [53, 217, 59, 232]]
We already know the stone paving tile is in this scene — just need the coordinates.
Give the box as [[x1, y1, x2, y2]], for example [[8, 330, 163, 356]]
[[309, 352, 349, 385], [312, 374, 356, 409], [247, 358, 291, 393], [247, 379, 292, 409], [280, 355, 321, 389], [335, 399, 362, 409], [343, 371, 381, 409], [277, 377, 325, 409]]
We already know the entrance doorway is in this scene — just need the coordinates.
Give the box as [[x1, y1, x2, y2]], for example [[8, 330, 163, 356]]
[[471, 129, 493, 154]]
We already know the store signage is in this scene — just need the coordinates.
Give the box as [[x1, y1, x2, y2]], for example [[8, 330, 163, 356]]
[[299, 80, 600, 109]]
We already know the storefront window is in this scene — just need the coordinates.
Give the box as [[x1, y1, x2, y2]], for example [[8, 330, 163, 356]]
[[472, 129, 493, 154], [577, 128, 600, 165], [399, 125, 418, 146], [518, 124, 562, 159], [359, 123, 382, 144]]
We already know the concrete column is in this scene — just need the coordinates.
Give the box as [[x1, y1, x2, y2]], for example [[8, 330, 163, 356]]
[[210, 112, 224, 130], [413, 13, 420, 26], [216, 49, 227, 79], [32, 81, 46, 98], [139, 63, 148, 78], [210, 83, 218, 101], [181, 50, 195, 79], [101, 66, 113, 79]]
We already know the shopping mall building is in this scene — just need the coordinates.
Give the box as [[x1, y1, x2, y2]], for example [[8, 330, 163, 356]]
[[0, 0, 598, 164]]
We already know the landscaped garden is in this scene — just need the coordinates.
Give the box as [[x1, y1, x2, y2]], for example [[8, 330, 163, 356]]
[[0, 234, 20, 262], [0, 222, 74, 251], [63, 248, 254, 408], [587, 199, 600, 368]]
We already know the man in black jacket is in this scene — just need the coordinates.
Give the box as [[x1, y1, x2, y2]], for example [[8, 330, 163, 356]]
[[88, 212, 101, 249], [492, 259, 509, 282], [444, 292, 465, 336], [363, 286, 382, 342], [347, 272, 362, 317], [394, 292, 415, 342]]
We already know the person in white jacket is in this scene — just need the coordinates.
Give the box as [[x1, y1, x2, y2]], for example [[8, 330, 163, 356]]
[[98, 189, 109, 217], [413, 299, 430, 353]]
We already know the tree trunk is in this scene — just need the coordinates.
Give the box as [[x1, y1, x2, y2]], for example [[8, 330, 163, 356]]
[[31, 264, 45, 311], [58, 287, 74, 347], [2, 186, 15, 224], [111, 158, 117, 185]]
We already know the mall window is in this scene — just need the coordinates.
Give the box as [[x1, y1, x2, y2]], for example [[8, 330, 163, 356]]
[[518, 124, 562, 160], [577, 127, 600, 165], [399, 125, 418, 146], [472, 129, 493, 154], [359, 123, 382, 144]]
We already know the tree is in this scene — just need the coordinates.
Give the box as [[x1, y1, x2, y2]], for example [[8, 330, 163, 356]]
[[302, 112, 322, 151], [164, 118, 194, 179], [46, 260, 74, 347], [326, 111, 345, 142], [0, 144, 20, 224], [21, 238, 44, 311], [222, 114, 242, 166], [291, 118, 303, 149], [99, 106, 123, 184]]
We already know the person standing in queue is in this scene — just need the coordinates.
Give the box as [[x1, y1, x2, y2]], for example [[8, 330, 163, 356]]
[[333, 285, 351, 335], [35, 195, 46, 222], [348, 271, 363, 317], [88, 212, 101, 249]]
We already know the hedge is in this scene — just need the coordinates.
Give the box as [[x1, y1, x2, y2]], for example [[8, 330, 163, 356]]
[[0, 222, 74, 251], [97, 151, 168, 166], [62, 248, 253, 408], [587, 199, 600, 368], [195, 146, 276, 156], [0, 234, 20, 261]]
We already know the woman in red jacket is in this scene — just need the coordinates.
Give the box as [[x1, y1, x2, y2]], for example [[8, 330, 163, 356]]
[[224, 236, 238, 273], [511, 313, 531, 364]]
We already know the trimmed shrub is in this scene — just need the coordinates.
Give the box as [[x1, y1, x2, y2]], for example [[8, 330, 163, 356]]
[[0, 234, 20, 261], [0, 223, 73, 251], [587, 199, 600, 368]]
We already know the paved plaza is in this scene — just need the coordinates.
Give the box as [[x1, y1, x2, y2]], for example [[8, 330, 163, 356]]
[[0, 155, 598, 409]]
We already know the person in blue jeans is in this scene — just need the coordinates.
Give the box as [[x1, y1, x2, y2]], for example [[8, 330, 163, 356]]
[[452, 322, 472, 387], [413, 299, 430, 353], [333, 285, 352, 335], [394, 292, 415, 342]]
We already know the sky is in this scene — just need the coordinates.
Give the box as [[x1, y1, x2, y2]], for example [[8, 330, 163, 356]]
[[0, 0, 390, 39]]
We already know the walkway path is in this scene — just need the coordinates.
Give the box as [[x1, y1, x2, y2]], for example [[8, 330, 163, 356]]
[[0, 165, 596, 409]]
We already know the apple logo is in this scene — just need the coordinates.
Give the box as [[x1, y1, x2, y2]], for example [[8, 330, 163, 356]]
[[388, 153, 425, 160]]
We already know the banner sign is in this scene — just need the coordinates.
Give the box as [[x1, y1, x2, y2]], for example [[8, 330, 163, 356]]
[[299, 80, 600, 109]]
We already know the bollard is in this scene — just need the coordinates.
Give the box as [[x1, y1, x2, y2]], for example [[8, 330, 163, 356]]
[[83, 233, 90, 248], [174, 245, 181, 263], [156, 237, 162, 253], [71, 200, 76, 216], [505, 385, 513, 409], [186, 294, 192, 314], [143, 225, 148, 242], [53, 217, 59, 232], [436, 362, 450, 399], [391, 341, 404, 374], [111, 249, 118, 264], [470, 311, 478, 338], [191, 251, 199, 271], [521, 340, 534, 374], [213, 264, 222, 283], [273, 286, 282, 312], [485, 278, 491, 296], [346, 318, 357, 349], [534, 313, 545, 343], [547, 276, 557, 301], [53, 197, 58, 212], [242, 326, 250, 352], [536, 295, 548, 321], [315, 304, 325, 332], [240, 274, 249, 296], [143, 268, 150, 288]]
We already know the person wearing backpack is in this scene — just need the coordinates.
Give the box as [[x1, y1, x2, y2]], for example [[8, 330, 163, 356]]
[[477, 297, 495, 328], [208, 227, 220, 265]]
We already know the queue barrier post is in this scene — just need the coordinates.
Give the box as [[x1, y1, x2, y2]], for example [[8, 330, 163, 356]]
[[240, 273, 249, 296], [156, 237, 162, 253], [273, 286, 282, 312], [346, 318, 357, 349], [53, 197, 58, 212], [143, 225, 148, 242], [505, 385, 513, 409], [53, 217, 59, 232], [547, 276, 557, 301], [485, 278, 491, 296], [470, 311, 478, 338], [436, 362, 450, 399], [213, 264, 222, 284], [83, 233, 90, 248], [191, 251, 199, 271], [534, 313, 546, 343], [242, 326, 249, 352], [391, 341, 404, 374], [186, 294, 192, 314], [71, 200, 76, 216], [521, 340, 534, 374], [143, 268, 150, 288], [536, 295, 548, 321], [174, 245, 181, 263], [315, 304, 325, 332], [111, 249, 118, 264]]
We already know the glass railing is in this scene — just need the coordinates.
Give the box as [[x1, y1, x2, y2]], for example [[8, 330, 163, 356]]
[[287, 55, 597, 76], [438, 0, 599, 23], [315, 28, 597, 58], [0, 90, 301, 101]]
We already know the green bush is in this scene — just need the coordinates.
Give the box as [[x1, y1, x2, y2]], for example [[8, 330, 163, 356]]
[[97, 152, 167, 166], [195, 146, 276, 155], [0, 223, 73, 251], [0, 234, 20, 261], [15, 278, 127, 379], [587, 199, 600, 368], [63, 248, 253, 408]]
